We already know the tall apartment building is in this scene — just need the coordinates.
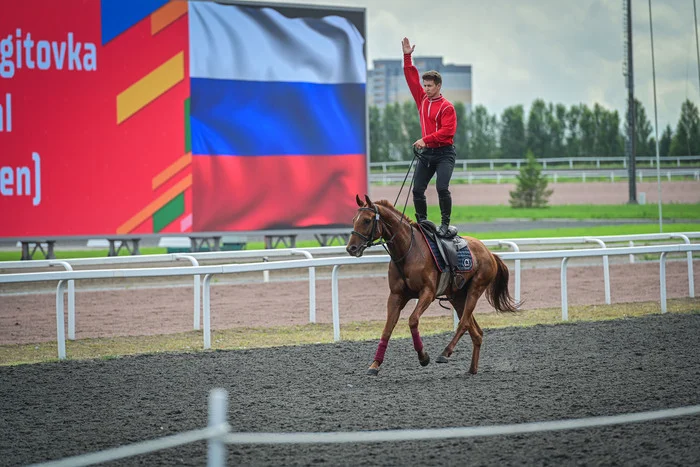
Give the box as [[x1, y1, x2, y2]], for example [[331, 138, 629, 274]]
[[368, 56, 472, 112]]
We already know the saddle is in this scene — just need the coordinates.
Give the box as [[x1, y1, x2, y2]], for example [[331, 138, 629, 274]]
[[418, 220, 468, 290]]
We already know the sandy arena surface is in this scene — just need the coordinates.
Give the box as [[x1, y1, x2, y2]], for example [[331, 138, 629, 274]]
[[2, 314, 699, 466]]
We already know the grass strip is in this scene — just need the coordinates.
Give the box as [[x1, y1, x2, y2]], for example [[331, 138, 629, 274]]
[[2, 298, 697, 366]]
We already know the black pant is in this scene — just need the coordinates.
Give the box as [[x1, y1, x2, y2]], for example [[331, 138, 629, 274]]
[[412, 145, 456, 225]]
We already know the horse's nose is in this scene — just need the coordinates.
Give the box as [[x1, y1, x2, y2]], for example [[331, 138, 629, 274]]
[[346, 244, 357, 255]]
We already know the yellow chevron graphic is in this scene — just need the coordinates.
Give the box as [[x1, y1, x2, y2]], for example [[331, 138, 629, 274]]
[[151, 1, 188, 35], [117, 174, 192, 234], [152, 152, 192, 190], [116, 51, 184, 124]]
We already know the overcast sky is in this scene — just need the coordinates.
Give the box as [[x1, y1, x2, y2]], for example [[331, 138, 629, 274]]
[[242, 0, 700, 133]]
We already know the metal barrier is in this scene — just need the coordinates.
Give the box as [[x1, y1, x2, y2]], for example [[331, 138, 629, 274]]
[[1, 244, 698, 360], [30, 388, 700, 467], [2, 233, 697, 338]]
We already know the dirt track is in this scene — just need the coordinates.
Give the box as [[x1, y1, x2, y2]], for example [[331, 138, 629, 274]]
[[370, 180, 700, 205], [1, 313, 699, 466]]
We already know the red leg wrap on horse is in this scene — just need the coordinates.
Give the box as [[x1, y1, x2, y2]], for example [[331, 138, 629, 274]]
[[374, 338, 390, 363], [411, 327, 424, 352]]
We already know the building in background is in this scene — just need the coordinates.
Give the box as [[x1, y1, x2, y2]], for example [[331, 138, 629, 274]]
[[368, 56, 472, 112]]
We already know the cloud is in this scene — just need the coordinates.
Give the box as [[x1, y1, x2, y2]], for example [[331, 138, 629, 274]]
[[238, 0, 699, 132]]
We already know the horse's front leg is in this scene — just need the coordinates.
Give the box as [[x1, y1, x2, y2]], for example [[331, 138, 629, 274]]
[[368, 293, 409, 375], [408, 289, 436, 367]]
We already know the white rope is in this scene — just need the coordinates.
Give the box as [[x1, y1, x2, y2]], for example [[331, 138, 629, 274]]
[[27, 401, 700, 466], [29, 424, 230, 467], [223, 404, 700, 445]]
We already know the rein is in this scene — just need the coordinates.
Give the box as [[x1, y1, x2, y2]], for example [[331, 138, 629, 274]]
[[350, 145, 427, 268], [350, 205, 415, 266]]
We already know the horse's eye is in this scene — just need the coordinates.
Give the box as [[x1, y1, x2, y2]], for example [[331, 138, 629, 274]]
[[364, 218, 371, 224]]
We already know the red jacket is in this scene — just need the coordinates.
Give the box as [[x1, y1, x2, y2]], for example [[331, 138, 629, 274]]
[[403, 53, 456, 147]]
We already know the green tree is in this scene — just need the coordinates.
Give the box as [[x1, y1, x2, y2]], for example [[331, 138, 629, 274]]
[[500, 105, 526, 159], [578, 104, 596, 157], [565, 104, 583, 158], [382, 103, 404, 160], [465, 105, 499, 159], [670, 99, 700, 156], [659, 124, 673, 157], [595, 104, 624, 157], [369, 105, 389, 162], [453, 101, 469, 155], [400, 100, 421, 160], [624, 98, 653, 157], [509, 150, 553, 208], [548, 103, 567, 158], [526, 99, 550, 159]]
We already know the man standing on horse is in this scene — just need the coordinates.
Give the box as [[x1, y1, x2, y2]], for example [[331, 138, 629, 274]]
[[402, 37, 457, 237]]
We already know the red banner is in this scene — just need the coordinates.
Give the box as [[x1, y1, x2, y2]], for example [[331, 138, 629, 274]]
[[1, 0, 190, 238], [1, 1, 367, 239]]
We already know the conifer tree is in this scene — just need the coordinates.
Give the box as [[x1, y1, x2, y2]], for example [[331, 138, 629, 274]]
[[509, 150, 553, 208]]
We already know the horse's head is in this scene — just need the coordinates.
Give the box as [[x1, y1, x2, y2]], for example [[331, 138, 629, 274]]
[[346, 194, 382, 257]]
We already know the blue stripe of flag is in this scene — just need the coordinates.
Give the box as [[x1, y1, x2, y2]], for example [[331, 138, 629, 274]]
[[190, 78, 366, 157]]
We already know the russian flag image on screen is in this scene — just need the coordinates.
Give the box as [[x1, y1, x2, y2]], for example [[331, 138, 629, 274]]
[[188, 2, 367, 231]]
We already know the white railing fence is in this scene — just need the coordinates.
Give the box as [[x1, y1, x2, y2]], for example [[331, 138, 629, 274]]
[[369, 154, 700, 172], [1, 243, 699, 360], [30, 388, 700, 467], [3, 232, 698, 343], [369, 168, 700, 184]]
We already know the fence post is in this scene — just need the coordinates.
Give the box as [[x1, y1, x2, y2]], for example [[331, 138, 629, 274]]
[[585, 238, 611, 304], [203, 274, 213, 349], [174, 255, 202, 331], [561, 258, 569, 321], [291, 249, 317, 323], [660, 252, 668, 313], [207, 388, 229, 467], [56, 280, 67, 360], [332, 265, 341, 342], [629, 241, 635, 263], [498, 242, 521, 305]]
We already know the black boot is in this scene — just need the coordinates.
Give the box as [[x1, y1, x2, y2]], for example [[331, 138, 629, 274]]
[[437, 195, 452, 236], [413, 196, 428, 223]]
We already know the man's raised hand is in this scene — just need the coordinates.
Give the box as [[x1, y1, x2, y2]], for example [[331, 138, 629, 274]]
[[402, 37, 415, 55]]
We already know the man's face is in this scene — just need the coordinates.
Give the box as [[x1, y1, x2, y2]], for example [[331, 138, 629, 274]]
[[423, 79, 441, 99]]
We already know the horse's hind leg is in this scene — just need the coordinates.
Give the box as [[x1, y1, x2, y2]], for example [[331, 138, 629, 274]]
[[368, 293, 409, 375], [437, 282, 487, 374], [408, 291, 435, 367], [466, 315, 484, 374]]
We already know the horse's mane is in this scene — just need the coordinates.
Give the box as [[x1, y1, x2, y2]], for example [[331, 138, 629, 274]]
[[374, 199, 416, 226]]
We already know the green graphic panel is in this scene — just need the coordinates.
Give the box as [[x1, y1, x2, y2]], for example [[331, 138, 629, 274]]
[[153, 193, 185, 233]]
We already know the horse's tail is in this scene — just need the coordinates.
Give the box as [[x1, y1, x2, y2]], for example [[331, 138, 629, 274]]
[[486, 254, 520, 313]]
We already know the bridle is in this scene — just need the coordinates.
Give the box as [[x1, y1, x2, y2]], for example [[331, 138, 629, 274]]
[[351, 204, 415, 265]]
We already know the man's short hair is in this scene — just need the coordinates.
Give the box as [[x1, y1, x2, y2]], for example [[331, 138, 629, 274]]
[[421, 70, 442, 86]]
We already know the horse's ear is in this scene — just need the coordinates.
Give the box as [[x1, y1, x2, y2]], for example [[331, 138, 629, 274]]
[[355, 194, 364, 207], [364, 194, 374, 208]]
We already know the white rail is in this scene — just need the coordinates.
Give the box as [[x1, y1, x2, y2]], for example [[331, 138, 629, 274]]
[[369, 168, 700, 184], [1, 244, 698, 360], [369, 155, 700, 172], [30, 388, 700, 467], [2, 233, 697, 337]]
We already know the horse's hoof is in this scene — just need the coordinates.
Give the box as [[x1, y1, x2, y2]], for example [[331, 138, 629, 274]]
[[436, 355, 449, 364], [419, 355, 430, 367], [367, 368, 379, 376]]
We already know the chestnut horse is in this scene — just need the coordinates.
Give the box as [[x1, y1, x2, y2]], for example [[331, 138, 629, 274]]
[[346, 195, 518, 376]]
